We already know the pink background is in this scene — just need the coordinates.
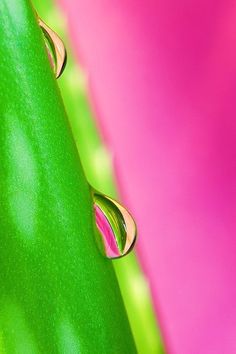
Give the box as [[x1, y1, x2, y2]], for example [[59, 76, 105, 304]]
[[59, 1, 236, 353]]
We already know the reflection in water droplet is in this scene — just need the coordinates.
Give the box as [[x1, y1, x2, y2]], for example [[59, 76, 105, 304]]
[[38, 17, 67, 79], [93, 192, 137, 259]]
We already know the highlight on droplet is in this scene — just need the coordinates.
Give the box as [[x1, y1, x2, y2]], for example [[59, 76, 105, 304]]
[[93, 192, 137, 259], [38, 17, 67, 79]]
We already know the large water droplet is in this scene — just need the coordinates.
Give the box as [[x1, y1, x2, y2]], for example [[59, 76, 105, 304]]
[[38, 17, 67, 79], [93, 192, 137, 259]]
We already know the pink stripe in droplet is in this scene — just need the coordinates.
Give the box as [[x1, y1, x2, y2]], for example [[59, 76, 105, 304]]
[[94, 205, 120, 258]]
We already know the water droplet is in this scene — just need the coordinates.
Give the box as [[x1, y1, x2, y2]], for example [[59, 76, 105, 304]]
[[38, 17, 67, 79], [93, 192, 137, 259]]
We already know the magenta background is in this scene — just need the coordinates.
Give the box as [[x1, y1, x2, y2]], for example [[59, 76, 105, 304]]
[[59, 1, 236, 353]]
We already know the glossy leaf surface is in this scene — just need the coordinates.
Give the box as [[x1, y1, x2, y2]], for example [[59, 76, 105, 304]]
[[0, 1, 136, 353]]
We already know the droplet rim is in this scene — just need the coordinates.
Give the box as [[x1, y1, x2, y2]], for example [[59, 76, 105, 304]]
[[38, 17, 67, 79], [93, 191, 137, 260]]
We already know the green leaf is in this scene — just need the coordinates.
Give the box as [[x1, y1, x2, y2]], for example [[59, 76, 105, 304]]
[[0, 1, 136, 352]]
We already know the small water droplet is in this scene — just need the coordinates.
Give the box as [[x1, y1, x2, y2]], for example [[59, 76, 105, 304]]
[[38, 17, 67, 79], [93, 192, 137, 259]]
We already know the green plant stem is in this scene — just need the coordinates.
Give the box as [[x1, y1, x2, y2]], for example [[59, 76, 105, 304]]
[[32, 1, 165, 353]]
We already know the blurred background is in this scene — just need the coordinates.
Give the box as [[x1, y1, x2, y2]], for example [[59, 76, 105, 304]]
[[34, 1, 236, 353]]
